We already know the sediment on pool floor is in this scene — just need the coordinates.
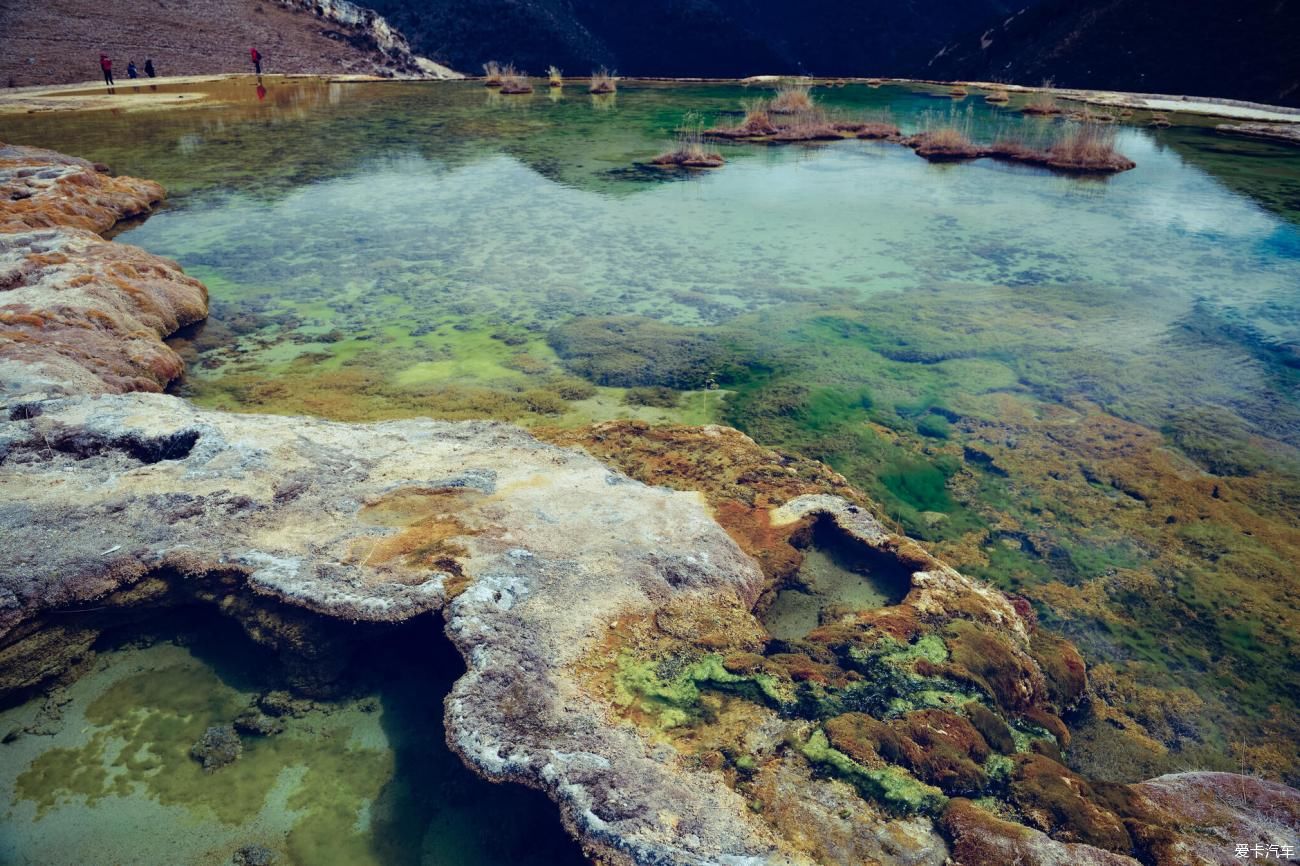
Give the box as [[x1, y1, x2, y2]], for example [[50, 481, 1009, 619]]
[[0, 593, 589, 866], [760, 513, 914, 640]]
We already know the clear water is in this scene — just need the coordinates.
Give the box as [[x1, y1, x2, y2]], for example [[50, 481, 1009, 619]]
[[763, 521, 912, 640], [0, 614, 585, 866], [764, 548, 899, 641], [4, 78, 1299, 789]]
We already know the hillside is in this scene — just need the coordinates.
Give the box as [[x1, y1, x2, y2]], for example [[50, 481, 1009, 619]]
[[927, 0, 1300, 107], [361, 0, 1023, 78], [0, 0, 456, 88]]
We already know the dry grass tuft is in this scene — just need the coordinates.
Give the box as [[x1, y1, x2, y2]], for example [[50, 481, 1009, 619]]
[[770, 109, 842, 141], [651, 114, 725, 168], [707, 100, 898, 143], [828, 108, 900, 139], [911, 108, 982, 160], [985, 120, 1134, 173], [1044, 122, 1135, 172], [734, 98, 778, 135], [1023, 80, 1061, 115], [770, 83, 814, 114], [590, 67, 618, 94], [499, 67, 533, 94], [984, 87, 1011, 104], [548, 65, 563, 87], [482, 60, 504, 87]]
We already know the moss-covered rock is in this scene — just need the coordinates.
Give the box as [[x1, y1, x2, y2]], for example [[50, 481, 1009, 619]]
[[940, 797, 1140, 866], [894, 709, 992, 796], [547, 316, 732, 389], [1010, 753, 1133, 853], [800, 728, 949, 816], [1028, 629, 1089, 714], [966, 701, 1016, 754], [944, 618, 1044, 712]]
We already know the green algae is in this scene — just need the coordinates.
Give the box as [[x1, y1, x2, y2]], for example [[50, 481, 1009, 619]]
[[800, 729, 948, 816], [614, 653, 790, 728], [793, 635, 979, 720]]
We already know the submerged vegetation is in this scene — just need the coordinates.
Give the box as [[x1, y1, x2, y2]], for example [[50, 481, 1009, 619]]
[[2, 610, 589, 865]]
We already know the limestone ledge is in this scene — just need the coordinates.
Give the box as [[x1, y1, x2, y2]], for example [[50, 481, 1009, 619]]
[[1, 143, 208, 400], [0, 390, 786, 865]]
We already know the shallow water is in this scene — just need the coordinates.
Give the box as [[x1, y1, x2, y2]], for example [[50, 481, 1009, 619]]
[[0, 613, 585, 866], [4, 79, 1299, 786], [763, 521, 912, 640]]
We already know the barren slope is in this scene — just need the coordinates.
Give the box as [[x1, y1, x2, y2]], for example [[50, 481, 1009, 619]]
[[0, 0, 452, 88]]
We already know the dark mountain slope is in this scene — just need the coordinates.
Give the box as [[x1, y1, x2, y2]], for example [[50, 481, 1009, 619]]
[[928, 0, 1300, 107], [362, 0, 1021, 78]]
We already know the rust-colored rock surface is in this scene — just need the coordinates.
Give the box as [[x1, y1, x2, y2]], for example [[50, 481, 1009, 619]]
[[0, 144, 208, 399]]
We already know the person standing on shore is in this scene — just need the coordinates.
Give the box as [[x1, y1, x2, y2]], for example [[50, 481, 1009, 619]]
[[99, 53, 114, 86], [144, 58, 155, 78], [250, 46, 262, 75], [127, 60, 138, 79]]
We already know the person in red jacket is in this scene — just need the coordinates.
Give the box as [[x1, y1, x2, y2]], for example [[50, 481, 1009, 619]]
[[99, 54, 114, 86], [250, 46, 262, 75]]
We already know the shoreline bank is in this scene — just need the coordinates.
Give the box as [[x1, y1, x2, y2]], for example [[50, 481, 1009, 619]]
[[3, 73, 1299, 124]]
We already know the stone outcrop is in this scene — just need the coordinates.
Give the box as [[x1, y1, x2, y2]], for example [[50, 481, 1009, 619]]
[[0, 144, 208, 400], [277, 0, 459, 79], [1, 144, 1297, 866], [0, 391, 789, 864]]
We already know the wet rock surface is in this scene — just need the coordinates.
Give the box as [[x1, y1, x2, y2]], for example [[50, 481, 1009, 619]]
[[1, 145, 1296, 866]]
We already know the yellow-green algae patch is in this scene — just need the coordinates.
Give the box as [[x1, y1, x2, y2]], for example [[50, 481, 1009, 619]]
[[613, 653, 792, 728]]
